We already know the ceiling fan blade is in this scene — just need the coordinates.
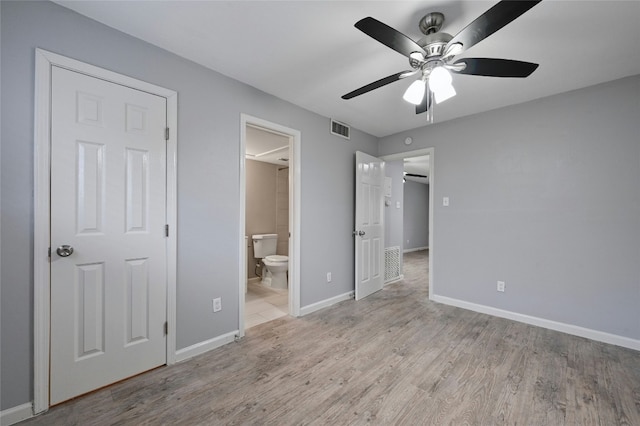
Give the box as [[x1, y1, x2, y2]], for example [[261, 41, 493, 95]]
[[451, 58, 539, 77], [415, 89, 431, 114], [342, 70, 416, 100], [445, 0, 541, 55], [355, 17, 426, 59]]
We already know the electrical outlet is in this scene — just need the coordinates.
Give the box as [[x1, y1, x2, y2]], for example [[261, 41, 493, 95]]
[[213, 297, 222, 312], [497, 281, 505, 292], [443, 197, 450, 207], [327, 272, 332, 283]]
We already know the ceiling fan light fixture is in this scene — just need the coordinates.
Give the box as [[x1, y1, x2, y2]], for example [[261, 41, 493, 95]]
[[428, 66, 456, 104], [403, 79, 426, 105], [433, 82, 456, 104], [428, 66, 451, 91]]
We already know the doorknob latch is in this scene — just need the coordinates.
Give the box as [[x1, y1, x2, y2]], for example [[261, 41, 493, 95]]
[[352, 230, 366, 237], [56, 245, 74, 257]]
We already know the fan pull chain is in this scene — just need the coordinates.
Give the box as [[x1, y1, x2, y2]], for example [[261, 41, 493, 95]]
[[426, 90, 434, 124]]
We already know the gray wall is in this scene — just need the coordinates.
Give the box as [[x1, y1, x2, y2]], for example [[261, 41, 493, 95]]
[[403, 181, 429, 250], [384, 160, 405, 276], [246, 160, 278, 236], [245, 159, 278, 279], [276, 167, 289, 256], [0, 0, 378, 410], [379, 75, 640, 341]]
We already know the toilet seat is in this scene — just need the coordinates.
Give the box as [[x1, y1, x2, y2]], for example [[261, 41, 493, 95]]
[[262, 255, 289, 289], [264, 255, 288, 263]]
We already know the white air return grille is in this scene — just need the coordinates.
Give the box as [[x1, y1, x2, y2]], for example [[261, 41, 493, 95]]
[[331, 119, 350, 139], [384, 246, 401, 283]]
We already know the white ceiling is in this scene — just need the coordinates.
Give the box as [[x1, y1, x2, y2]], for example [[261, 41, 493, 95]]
[[245, 125, 290, 166], [55, 1, 640, 137]]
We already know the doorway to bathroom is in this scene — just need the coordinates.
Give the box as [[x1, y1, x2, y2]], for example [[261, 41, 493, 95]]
[[239, 115, 301, 337]]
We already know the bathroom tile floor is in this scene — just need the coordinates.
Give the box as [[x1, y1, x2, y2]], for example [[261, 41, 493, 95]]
[[245, 280, 288, 329]]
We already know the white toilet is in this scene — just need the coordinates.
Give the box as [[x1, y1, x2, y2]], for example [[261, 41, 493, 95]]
[[251, 234, 289, 289]]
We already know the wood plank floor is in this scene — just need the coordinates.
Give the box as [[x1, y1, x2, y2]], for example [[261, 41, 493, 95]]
[[23, 250, 640, 425]]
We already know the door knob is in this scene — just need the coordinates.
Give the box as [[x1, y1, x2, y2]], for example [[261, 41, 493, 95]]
[[352, 230, 366, 237], [56, 245, 74, 257]]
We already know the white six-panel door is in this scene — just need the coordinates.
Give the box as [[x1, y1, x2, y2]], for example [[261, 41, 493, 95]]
[[355, 151, 385, 300], [50, 66, 168, 404]]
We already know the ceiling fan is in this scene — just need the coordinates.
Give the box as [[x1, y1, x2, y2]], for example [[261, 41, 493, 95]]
[[342, 0, 542, 118]]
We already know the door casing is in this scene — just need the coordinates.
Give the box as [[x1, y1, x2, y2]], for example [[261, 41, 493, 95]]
[[33, 49, 178, 414]]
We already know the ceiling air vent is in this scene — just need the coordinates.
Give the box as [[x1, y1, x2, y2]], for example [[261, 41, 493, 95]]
[[331, 119, 350, 140]]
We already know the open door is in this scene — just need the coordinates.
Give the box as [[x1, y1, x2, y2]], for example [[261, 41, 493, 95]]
[[354, 151, 385, 300]]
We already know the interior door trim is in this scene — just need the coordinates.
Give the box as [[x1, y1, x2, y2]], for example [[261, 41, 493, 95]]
[[33, 48, 178, 414]]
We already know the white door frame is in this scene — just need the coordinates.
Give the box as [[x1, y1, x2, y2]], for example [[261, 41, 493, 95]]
[[380, 148, 434, 299], [33, 49, 178, 414], [239, 114, 301, 337]]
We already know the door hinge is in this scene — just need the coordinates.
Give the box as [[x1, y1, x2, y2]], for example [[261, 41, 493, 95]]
[[165, 224, 169, 237], [48, 247, 51, 259], [164, 322, 168, 335], [165, 127, 170, 140]]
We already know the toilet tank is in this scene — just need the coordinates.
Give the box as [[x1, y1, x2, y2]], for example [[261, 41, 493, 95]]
[[252, 234, 277, 258]]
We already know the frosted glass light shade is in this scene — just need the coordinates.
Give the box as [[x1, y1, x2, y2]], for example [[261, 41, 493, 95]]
[[428, 66, 456, 104], [433, 83, 456, 104], [428, 66, 451, 91], [403, 80, 426, 105]]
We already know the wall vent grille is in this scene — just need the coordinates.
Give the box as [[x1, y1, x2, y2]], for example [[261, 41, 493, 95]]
[[384, 246, 401, 283], [331, 119, 350, 140]]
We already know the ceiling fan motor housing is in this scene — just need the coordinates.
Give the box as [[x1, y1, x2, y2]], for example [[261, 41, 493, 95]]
[[418, 31, 453, 58], [418, 12, 444, 34], [416, 12, 453, 58]]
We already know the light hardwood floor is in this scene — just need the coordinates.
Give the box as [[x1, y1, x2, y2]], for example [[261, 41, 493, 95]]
[[22, 250, 640, 425]]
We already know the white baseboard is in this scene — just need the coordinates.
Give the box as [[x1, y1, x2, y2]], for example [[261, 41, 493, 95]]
[[247, 277, 261, 285], [1, 402, 33, 425], [300, 291, 354, 316], [385, 274, 404, 285], [431, 295, 640, 352], [175, 330, 238, 362], [403, 246, 428, 253]]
